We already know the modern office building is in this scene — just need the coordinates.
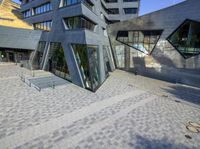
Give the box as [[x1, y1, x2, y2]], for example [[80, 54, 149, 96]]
[[18, 0, 140, 91], [101, 0, 140, 22], [108, 0, 200, 88], [3, 0, 199, 91], [0, 0, 41, 64]]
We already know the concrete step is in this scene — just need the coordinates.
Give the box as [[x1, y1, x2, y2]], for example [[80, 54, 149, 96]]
[[23, 72, 69, 91]]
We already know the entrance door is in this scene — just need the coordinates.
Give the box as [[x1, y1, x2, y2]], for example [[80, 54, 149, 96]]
[[8, 53, 15, 62]]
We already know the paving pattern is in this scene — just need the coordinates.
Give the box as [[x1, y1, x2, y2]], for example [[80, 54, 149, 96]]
[[0, 64, 200, 149]]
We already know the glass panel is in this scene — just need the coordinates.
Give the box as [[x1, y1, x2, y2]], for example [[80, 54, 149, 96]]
[[168, 20, 200, 58], [115, 45, 125, 68], [103, 45, 112, 77], [72, 44, 100, 91], [87, 46, 100, 90], [64, 16, 96, 31], [32, 41, 46, 69], [48, 43, 71, 80], [34, 20, 52, 31], [117, 30, 162, 54]]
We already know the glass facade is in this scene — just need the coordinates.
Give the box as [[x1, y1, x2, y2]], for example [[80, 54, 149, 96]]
[[168, 20, 200, 58], [114, 44, 125, 68], [48, 43, 71, 80], [32, 41, 46, 69], [34, 20, 52, 31], [72, 44, 100, 91], [34, 2, 52, 15], [60, 0, 94, 10], [23, 10, 31, 18], [64, 16, 96, 31], [116, 30, 162, 54], [103, 45, 112, 77], [123, 8, 138, 14], [0, 51, 7, 62]]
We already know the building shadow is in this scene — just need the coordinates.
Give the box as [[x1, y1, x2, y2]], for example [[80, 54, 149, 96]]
[[128, 46, 200, 88], [128, 134, 194, 149], [130, 55, 177, 83], [162, 85, 200, 106]]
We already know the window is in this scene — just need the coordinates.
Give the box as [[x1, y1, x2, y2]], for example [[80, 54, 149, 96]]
[[34, 2, 52, 15], [103, 45, 112, 76], [64, 16, 96, 31], [107, 8, 119, 14], [114, 45, 125, 68], [60, 0, 94, 9], [34, 20, 52, 31], [104, 0, 118, 3], [116, 30, 162, 54], [49, 43, 71, 80], [23, 9, 31, 18], [72, 44, 100, 91], [167, 19, 200, 58], [32, 41, 46, 69], [124, 8, 137, 14]]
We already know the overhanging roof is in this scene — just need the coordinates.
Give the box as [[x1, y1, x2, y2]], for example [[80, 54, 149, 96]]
[[0, 26, 42, 50]]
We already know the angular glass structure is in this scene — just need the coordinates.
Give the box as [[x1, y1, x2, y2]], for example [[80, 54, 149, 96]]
[[51, 43, 71, 80], [47, 42, 71, 80], [167, 19, 200, 59], [103, 45, 112, 77], [32, 41, 46, 69], [72, 44, 100, 91], [116, 30, 162, 54], [114, 44, 125, 68]]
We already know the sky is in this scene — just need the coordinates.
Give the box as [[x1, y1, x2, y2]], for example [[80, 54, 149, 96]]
[[12, 0, 186, 16], [139, 0, 185, 15]]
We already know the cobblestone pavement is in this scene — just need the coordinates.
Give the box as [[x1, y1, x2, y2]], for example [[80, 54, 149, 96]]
[[0, 64, 200, 149]]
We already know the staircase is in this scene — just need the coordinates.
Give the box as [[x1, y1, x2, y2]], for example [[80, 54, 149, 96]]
[[21, 70, 69, 91]]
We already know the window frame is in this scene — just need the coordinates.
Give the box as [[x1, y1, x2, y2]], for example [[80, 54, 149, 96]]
[[116, 30, 163, 55], [167, 19, 200, 59]]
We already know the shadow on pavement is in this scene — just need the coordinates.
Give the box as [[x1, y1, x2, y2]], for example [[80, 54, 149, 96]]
[[162, 85, 200, 106], [128, 135, 194, 149]]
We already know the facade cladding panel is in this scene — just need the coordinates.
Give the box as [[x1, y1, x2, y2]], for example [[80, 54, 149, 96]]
[[108, 0, 200, 88], [19, 0, 139, 91], [0, 26, 42, 50]]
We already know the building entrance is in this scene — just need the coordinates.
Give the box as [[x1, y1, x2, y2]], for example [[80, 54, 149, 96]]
[[8, 52, 15, 62]]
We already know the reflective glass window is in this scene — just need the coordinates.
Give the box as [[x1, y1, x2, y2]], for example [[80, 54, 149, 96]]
[[116, 30, 162, 54], [167, 20, 200, 58], [64, 16, 96, 31], [72, 44, 100, 91], [32, 41, 46, 69]]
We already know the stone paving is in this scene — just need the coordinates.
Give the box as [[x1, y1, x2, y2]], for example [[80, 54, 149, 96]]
[[0, 64, 200, 149]]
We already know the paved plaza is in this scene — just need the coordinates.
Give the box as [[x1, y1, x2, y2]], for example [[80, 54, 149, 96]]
[[0, 64, 200, 149]]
